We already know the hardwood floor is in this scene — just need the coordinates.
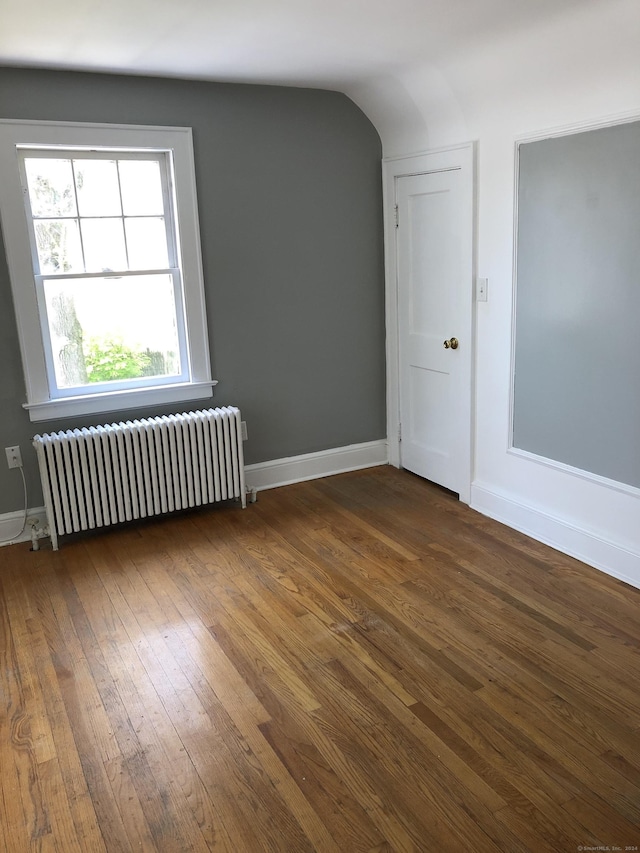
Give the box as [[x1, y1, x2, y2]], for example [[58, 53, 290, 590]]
[[1, 466, 639, 852]]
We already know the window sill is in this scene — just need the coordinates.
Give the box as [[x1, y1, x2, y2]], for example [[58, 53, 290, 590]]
[[24, 380, 218, 423]]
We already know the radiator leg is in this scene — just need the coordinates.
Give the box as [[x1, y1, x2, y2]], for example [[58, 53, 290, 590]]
[[244, 485, 258, 507], [30, 525, 40, 552]]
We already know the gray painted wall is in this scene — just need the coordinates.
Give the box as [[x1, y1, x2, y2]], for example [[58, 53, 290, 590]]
[[0, 67, 386, 515], [513, 120, 640, 488]]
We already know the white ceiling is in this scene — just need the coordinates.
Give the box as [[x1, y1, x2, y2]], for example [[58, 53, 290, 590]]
[[0, 0, 592, 91]]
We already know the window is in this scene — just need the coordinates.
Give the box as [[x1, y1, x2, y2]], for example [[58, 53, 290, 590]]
[[0, 121, 215, 421]]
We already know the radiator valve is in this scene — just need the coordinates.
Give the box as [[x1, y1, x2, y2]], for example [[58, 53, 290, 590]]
[[30, 521, 50, 551]]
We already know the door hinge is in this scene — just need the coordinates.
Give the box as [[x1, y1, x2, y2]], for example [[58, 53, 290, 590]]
[[398, 422, 402, 442], [394, 204, 399, 228]]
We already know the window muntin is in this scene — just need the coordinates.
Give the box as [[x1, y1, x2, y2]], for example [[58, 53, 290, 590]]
[[22, 152, 173, 272]]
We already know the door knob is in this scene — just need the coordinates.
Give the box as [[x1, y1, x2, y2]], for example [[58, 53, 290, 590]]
[[443, 337, 459, 350]]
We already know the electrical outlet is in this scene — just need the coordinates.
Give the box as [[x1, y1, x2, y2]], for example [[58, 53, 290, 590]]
[[5, 445, 22, 469], [241, 421, 248, 441]]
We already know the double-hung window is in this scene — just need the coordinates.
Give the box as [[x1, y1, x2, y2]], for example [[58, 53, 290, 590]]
[[0, 121, 215, 421]]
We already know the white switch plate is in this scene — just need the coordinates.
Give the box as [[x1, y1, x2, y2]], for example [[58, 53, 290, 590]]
[[477, 277, 488, 302]]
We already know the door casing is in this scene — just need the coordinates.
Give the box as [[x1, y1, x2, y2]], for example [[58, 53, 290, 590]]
[[382, 144, 476, 503]]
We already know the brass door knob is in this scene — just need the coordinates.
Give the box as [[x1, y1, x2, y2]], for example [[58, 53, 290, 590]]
[[443, 337, 459, 350]]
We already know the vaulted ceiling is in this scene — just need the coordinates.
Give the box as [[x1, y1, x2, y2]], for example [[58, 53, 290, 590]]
[[2, 0, 638, 155], [0, 0, 593, 90]]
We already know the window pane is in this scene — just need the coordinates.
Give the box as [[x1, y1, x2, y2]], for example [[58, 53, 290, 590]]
[[81, 218, 127, 272], [125, 217, 169, 269], [119, 160, 164, 215], [74, 159, 122, 216], [24, 158, 77, 217], [43, 275, 182, 389], [35, 219, 83, 274]]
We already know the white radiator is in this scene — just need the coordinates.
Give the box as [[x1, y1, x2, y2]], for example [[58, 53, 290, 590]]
[[33, 407, 247, 550]]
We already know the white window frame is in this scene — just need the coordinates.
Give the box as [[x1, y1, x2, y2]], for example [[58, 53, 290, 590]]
[[0, 119, 216, 422]]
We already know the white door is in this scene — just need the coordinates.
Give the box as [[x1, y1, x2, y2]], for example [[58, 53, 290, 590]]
[[396, 166, 472, 498]]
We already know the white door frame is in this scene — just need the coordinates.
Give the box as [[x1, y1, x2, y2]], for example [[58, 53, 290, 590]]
[[382, 143, 476, 503]]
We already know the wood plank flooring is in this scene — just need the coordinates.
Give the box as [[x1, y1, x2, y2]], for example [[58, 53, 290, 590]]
[[1, 466, 639, 852]]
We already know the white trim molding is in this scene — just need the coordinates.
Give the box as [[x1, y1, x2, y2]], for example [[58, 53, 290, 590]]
[[0, 439, 389, 546], [1, 441, 388, 548], [508, 446, 640, 499], [471, 481, 640, 591], [0, 119, 213, 422], [24, 380, 218, 422], [245, 440, 388, 492], [515, 107, 640, 147], [382, 143, 476, 503]]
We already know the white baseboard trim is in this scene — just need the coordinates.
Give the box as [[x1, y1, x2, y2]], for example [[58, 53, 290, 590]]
[[0, 505, 47, 548], [245, 439, 388, 492], [471, 482, 640, 591], [0, 441, 388, 548]]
